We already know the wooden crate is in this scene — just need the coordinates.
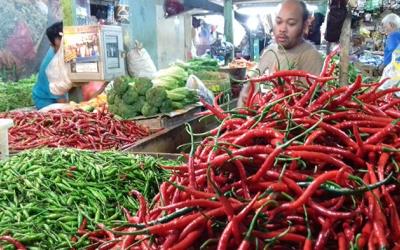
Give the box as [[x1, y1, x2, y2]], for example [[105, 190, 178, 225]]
[[132, 104, 203, 130]]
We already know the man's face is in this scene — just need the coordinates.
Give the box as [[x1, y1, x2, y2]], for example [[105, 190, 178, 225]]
[[273, 2, 305, 49], [53, 37, 62, 52], [383, 23, 395, 35]]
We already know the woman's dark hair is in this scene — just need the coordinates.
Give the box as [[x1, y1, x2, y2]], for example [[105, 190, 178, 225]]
[[46, 21, 63, 46]]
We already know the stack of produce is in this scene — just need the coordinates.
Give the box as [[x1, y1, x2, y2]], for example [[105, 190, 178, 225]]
[[107, 76, 198, 118], [0, 75, 36, 112], [152, 65, 189, 90], [175, 57, 219, 74], [70, 93, 107, 112], [0, 109, 149, 152], [228, 58, 256, 70], [0, 149, 175, 249], [78, 52, 400, 249]]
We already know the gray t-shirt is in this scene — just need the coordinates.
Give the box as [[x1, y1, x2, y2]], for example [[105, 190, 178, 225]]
[[258, 41, 324, 76], [237, 41, 324, 107]]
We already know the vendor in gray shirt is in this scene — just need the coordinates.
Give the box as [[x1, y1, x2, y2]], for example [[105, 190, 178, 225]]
[[238, 0, 323, 107]]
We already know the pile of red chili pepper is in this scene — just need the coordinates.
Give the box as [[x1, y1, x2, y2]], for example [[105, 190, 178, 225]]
[[0, 109, 149, 151], [73, 51, 400, 250]]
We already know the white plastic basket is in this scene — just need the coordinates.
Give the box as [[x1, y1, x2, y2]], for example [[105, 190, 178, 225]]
[[0, 119, 13, 160]]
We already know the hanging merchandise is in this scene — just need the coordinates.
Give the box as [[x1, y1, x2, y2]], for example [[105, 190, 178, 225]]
[[325, 0, 348, 43], [107, 3, 115, 24], [116, 0, 130, 24]]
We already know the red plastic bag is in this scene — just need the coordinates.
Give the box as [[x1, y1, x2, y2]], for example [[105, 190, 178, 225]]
[[164, 0, 184, 18], [81, 81, 106, 101]]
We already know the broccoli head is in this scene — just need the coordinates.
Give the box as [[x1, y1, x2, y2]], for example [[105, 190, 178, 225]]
[[132, 96, 146, 113], [160, 99, 173, 113], [107, 90, 117, 105], [141, 102, 159, 117], [108, 104, 117, 114], [116, 102, 138, 119], [134, 78, 153, 96], [113, 76, 130, 95], [145, 86, 167, 107], [114, 95, 123, 107], [122, 85, 139, 105]]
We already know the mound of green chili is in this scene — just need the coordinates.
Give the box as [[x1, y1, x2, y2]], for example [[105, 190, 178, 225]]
[[0, 149, 174, 249]]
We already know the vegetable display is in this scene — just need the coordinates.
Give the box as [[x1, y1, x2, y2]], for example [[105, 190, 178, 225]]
[[107, 76, 198, 118], [0, 75, 36, 112], [175, 57, 219, 75], [0, 149, 173, 249], [0, 109, 149, 152], [80, 52, 400, 249]]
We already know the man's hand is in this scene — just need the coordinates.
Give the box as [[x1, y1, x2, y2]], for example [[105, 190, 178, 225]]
[[237, 83, 250, 108], [57, 98, 67, 103]]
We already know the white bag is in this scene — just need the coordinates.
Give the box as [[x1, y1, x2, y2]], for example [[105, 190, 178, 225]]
[[186, 74, 214, 104], [127, 41, 157, 79], [379, 62, 400, 98], [46, 39, 72, 96]]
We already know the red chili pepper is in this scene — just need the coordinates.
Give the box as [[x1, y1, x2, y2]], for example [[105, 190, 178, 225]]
[[171, 230, 204, 250], [321, 46, 340, 77], [329, 75, 362, 108], [199, 97, 227, 120], [365, 118, 400, 145], [0, 236, 27, 250]]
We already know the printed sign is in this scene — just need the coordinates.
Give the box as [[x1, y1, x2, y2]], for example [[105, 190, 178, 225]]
[[63, 26, 100, 63]]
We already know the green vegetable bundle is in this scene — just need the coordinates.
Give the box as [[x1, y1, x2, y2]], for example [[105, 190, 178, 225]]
[[0, 75, 36, 112], [152, 65, 188, 90], [175, 57, 219, 74], [107, 75, 199, 118], [0, 149, 174, 249], [107, 76, 153, 118]]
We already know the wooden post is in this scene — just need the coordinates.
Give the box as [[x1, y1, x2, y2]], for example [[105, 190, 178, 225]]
[[224, 0, 234, 63], [339, 9, 352, 85]]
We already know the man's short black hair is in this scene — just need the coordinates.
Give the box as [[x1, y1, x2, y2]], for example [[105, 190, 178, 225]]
[[46, 21, 63, 46]]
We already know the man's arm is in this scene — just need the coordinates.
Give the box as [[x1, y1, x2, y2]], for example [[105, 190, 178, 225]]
[[384, 34, 398, 66]]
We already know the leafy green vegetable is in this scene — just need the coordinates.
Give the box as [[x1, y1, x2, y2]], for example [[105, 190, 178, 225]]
[[0, 74, 36, 112], [160, 99, 174, 113], [145, 86, 167, 107], [152, 66, 188, 90], [171, 101, 185, 110]]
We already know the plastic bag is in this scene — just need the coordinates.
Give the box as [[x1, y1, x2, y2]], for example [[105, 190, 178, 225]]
[[186, 74, 214, 104], [39, 103, 73, 112], [379, 48, 400, 97], [127, 41, 157, 79], [379, 63, 400, 97], [81, 81, 106, 101], [46, 39, 72, 96]]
